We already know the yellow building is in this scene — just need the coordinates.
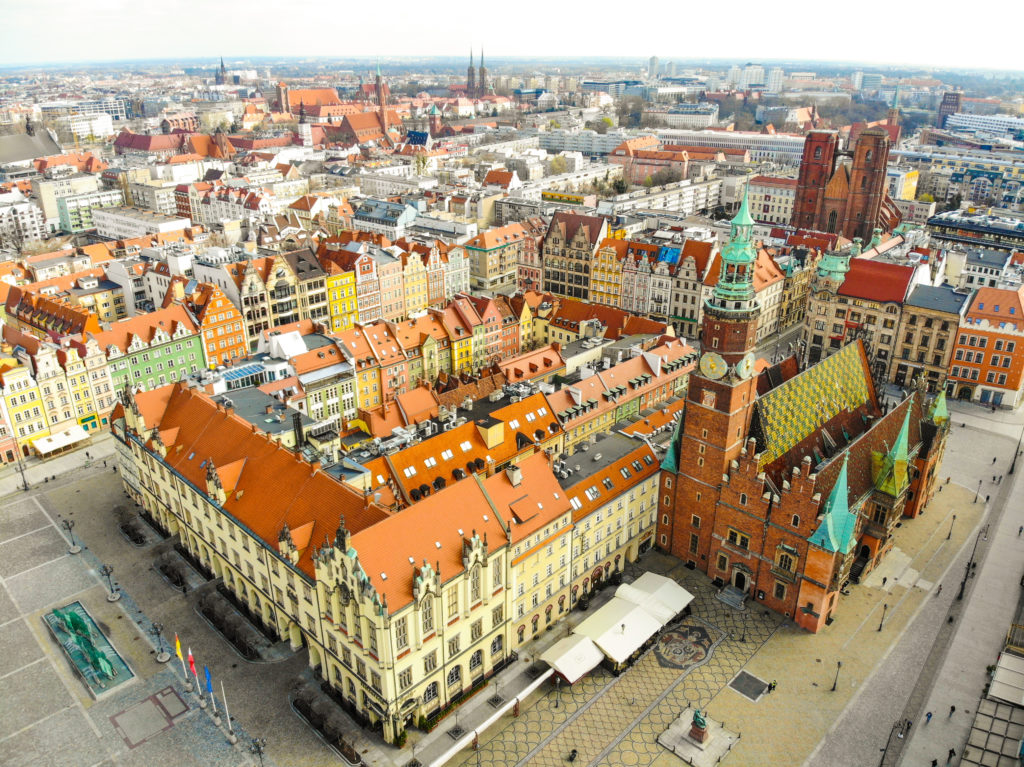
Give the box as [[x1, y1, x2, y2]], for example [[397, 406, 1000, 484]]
[[400, 251, 428, 317], [592, 239, 626, 307], [0, 358, 48, 457], [324, 265, 358, 333]]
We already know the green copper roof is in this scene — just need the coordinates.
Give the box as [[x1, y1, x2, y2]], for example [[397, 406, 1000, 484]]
[[661, 414, 683, 472], [816, 248, 851, 283], [732, 183, 754, 229], [810, 453, 857, 554], [871, 406, 911, 497], [930, 389, 949, 425]]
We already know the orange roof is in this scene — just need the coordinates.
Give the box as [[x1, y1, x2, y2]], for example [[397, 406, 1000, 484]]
[[966, 287, 1024, 325], [128, 385, 389, 578], [92, 304, 199, 353], [501, 344, 565, 383], [620, 398, 686, 438], [485, 452, 570, 545], [561, 439, 658, 523], [466, 222, 526, 251]]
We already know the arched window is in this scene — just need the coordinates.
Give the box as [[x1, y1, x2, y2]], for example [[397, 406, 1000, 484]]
[[423, 682, 438, 702], [469, 650, 483, 670], [814, 146, 822, 160], [791, 515, 800, 528], [826, 210, 838, 233], [470, 565, 481, 603], [447, 665, 461, 687], [421, 594, 434, 633], [861, 177, 867, 190], [739, 493, 748, 506], [865, 150, 873, 162], [517, 625, 526, 643]]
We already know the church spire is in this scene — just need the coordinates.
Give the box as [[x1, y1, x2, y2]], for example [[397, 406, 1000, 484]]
[[810, 453, 857, 554]]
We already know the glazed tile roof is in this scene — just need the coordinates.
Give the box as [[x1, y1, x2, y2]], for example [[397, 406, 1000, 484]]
[[750, 341, 876, 471]]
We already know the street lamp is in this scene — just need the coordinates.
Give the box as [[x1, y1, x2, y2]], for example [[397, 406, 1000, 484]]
[[99, 564, 120, 602], [831, 660, 842, 692], [877, 603, 888, 632], [61, 518, 81, 555], [150, 622, 170, 663], [554, 676, 561, 709], [947, 513, 957, 540], [974, 479, 982, 503], [249, 737, 267, 767], [1010, 420, 1024, 475], [957, 528, 985, 601]]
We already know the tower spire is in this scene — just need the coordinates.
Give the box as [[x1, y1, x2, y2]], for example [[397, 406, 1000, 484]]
[[711, 184, 757, 309]]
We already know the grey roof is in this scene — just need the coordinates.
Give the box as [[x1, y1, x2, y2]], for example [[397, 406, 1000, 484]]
[[965, 249, 1010, 268], [0, 131, 62, 165], [905, 284, 972, 315], [555, 431, 650, 489], [211, 388, 313, 436]]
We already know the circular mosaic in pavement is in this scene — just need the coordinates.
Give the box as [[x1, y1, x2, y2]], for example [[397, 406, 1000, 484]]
[[654, 624, 714, 671]]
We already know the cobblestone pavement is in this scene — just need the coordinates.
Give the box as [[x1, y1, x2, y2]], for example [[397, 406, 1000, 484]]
[[0, 475, 277, 767]]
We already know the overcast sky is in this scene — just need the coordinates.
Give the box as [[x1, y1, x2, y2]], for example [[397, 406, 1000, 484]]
[[3, 0, 1021, 72]]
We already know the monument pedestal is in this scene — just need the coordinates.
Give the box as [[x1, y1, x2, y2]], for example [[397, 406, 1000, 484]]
[[658, 707, 739, 766]]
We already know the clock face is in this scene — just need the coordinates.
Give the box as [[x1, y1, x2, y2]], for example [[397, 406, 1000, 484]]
[[735, 352, 756, 380], [699, 352, 727, 380]]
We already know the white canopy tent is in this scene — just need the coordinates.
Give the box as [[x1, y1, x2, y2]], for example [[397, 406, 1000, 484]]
[[31, 426, 90, 456], [573, 597, 663, 665], [539, 635, 605, 684], [989, 652, 1024, 706], [615, 572, 694, 623]]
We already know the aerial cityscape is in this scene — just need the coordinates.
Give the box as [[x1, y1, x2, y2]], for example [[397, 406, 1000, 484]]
[[2, 6, 1024, 767]]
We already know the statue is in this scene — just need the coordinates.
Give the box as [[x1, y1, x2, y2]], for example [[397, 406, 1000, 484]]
[[692, 709, 707, 729]]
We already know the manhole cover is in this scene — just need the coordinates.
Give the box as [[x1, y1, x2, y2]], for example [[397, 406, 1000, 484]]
[[729, 670, 767, 701]]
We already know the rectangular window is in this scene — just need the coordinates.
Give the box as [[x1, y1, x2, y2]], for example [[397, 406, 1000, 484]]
[[471, 619, 483, 642], [399, 668, 413, 690], [424, 651, 437, 673], [447, 588, 458, 619], [395, 617, 408, 650], [492, 605, 503, 628], [717, 554, 728, 571], [689, 533, 699, 553], [727, 529, 750, 549], [448, 636, 460, 657]]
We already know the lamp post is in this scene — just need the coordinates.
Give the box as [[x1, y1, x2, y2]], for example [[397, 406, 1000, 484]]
[[554, 676, 561, 709], [947, 513, 957, 540], [1011, 420, 1024, 475], [974, 479, 982, 503], [150, 622, 170, 663], [831, 660, 842, 692], [249, 736, 267, 767], [99, 564, 120, 602], [877, 603, 888, 632], [957, 528, 985, 601], [13, 447, 29, 492], [61, 518, 81, 554]]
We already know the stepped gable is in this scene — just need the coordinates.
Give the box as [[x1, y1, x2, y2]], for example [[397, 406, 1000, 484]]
[[132, 384, 388, 577]]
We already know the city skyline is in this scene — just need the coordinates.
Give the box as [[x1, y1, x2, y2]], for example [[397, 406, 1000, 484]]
[[3, 0, 1023, 72]]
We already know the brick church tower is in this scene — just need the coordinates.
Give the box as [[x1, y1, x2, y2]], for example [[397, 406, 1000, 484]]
[[842, 128, 891, 242], [792, 131, 838, 231], [792, 129, 893, 241], [658, 189, 762, 568]]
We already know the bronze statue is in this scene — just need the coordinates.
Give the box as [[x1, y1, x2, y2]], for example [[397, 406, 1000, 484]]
[[693, 708, 707, 729]]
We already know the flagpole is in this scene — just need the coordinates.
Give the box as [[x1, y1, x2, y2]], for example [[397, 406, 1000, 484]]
[[192, 666, 207, 708], [176, 635, 192, 692], [205, 667, 219, 722], [221, 681, 238, 744]]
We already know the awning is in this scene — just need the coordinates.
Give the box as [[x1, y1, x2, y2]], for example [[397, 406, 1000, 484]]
[[989, 652, 1024, 706], [573, 597, 662, 665], [31, 426, 90, 455], [615, 572, 694, 624], [540, 635, 604, 684]]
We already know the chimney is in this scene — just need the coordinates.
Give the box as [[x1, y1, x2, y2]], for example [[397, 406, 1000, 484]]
[[506, 465, 522, 487], [292, 412, 304, 452]]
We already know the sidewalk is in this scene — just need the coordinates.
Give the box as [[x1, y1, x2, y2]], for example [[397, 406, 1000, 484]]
[[0, 430, 117, 497]]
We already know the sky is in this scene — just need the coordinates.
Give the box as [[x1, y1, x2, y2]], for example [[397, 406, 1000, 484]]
[[2, 0, 1021, 72]]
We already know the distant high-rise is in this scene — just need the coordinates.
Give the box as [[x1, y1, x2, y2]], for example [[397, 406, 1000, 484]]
[[649, 56, 659, 79], [767, 67, 784, 93], [937, 92, 962, 128]]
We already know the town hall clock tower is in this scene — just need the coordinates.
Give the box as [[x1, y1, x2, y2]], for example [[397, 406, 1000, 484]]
[[659, 189, 763, 568]]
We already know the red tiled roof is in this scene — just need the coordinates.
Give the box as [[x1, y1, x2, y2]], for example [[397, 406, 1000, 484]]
[[838, 259, 915, 303]]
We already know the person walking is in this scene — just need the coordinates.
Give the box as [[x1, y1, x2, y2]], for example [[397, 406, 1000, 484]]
[[768, 680, 777, 693], [993, 457, 998, 464], [947, 747, 956, 762], [949, 705, 956, 717], [937, 585, 942, 595], [925, 711, 932, 724], [905, 719, 912, 733], [1020, 525, 1023, 537]]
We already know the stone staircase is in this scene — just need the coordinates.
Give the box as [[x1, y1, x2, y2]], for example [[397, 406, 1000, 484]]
[[715, 584, 748, 611]]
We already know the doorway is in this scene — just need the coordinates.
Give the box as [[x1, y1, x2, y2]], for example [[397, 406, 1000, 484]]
[[733, 570, 747, 592]]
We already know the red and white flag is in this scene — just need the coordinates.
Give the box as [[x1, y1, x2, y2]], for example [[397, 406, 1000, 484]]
[[187, 647, 196, 676]]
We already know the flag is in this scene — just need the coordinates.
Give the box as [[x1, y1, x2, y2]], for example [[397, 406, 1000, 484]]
[[204, 666, 212, 694], [188, 648, 196, 676], [174, 634, 182, 661]]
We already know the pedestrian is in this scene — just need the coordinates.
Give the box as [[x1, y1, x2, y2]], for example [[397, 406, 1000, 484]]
[[993, 457, 998, 464], [949, 705, 956, 717], [769, 680, 777, 693], [568, 748, 578, 762], [986, 494, 990, 503], [937, 585, 942, 595], [905, 719, 912, 733], [1019, 526, 1023, 537], [999, 475, 1003, 484], [947, 747, 956, 761], [925, 711, 932, 724], [993, 475, 997, 482], [931, 760, 937, 767], [882, 577, 887, 586]]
